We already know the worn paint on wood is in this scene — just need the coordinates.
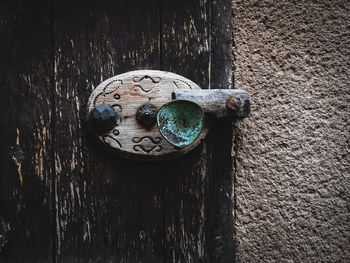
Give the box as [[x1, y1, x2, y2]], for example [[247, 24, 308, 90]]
[[0, 0, 53, 262], [210, 0, 236, 261], [160, 0, 213, 261], [0, 0, 236, 262], [53, 0, 164, 262]]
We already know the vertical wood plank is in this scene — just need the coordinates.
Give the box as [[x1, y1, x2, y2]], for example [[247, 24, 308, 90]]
[[53, 0, 163, 262], [210, 0, 235, 261], [161, 0, 235, 261], [160, 0, 212, 261], [0, 0, 53, 262]]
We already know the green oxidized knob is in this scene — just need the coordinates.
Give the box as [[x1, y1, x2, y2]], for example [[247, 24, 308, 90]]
[[157, 100, 204, 148]]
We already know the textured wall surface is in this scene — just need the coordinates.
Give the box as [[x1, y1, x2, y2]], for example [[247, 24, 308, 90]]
[[233, 0, 350, 262]]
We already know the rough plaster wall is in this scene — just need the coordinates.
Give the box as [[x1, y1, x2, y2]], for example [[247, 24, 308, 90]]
[[233, 0, 350, 262]]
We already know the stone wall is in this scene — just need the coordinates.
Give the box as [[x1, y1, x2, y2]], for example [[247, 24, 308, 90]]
[[233, 0, 350, 262]]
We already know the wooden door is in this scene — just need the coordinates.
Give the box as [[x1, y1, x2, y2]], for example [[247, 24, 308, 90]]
[[0, 0, 234, 262]]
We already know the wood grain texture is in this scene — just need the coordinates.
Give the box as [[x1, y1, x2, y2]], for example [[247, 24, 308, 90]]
[[53, 0, 164, 262], [210, 0, 235, 261], [0, 0, 53, 262], [87, 70, 208, 160], [160, 0, 213, 261], [0, 0, 236, 262]]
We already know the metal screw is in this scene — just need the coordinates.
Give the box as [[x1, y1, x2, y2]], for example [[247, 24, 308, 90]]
[[226, 96, 245, 117]]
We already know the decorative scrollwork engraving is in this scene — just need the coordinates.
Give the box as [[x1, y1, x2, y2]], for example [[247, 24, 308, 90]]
[[93, 79, 123, 107], [104, 79, 123, 93], [92, 95, 99, 107], [102, 135, 122, 149], [132, 136, 162, 153], [173, 79, 193, 90], [133, 75, 161, 83], [133, 145, 162, 153], [133, 84, 157, 93], [132, 136, 162, 144]]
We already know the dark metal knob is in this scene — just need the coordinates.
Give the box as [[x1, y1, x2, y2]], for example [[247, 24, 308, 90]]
[[136, 104, 157, 129], [88, 105, 117, 135]]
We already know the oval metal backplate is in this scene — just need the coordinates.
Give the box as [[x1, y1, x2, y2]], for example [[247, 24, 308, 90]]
[[87, 70, 208, 160]]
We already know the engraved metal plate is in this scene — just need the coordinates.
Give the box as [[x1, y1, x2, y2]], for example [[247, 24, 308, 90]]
[[87, 70, 208, 160]]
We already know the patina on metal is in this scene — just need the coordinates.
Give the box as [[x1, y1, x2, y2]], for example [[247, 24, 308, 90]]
[[157, 99, 204, 148], [136, 104, 157, 129]]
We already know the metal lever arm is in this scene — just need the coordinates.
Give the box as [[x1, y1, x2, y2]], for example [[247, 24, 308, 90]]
[[172, 89, 250, 118]]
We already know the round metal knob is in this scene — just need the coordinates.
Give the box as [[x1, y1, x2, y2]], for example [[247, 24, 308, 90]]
[[157, 100, 204, 148], [88, 105, 117, 135], [136, 104, 157, 129]]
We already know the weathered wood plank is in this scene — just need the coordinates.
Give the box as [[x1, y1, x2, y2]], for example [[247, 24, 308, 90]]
[[53, 0, 164, 261], [162, 0, 236, 261], [0, 0, 237, 262], [0, 0, 53, 262], [209, 0, 235, 261], [160, 0, 212, 261]]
